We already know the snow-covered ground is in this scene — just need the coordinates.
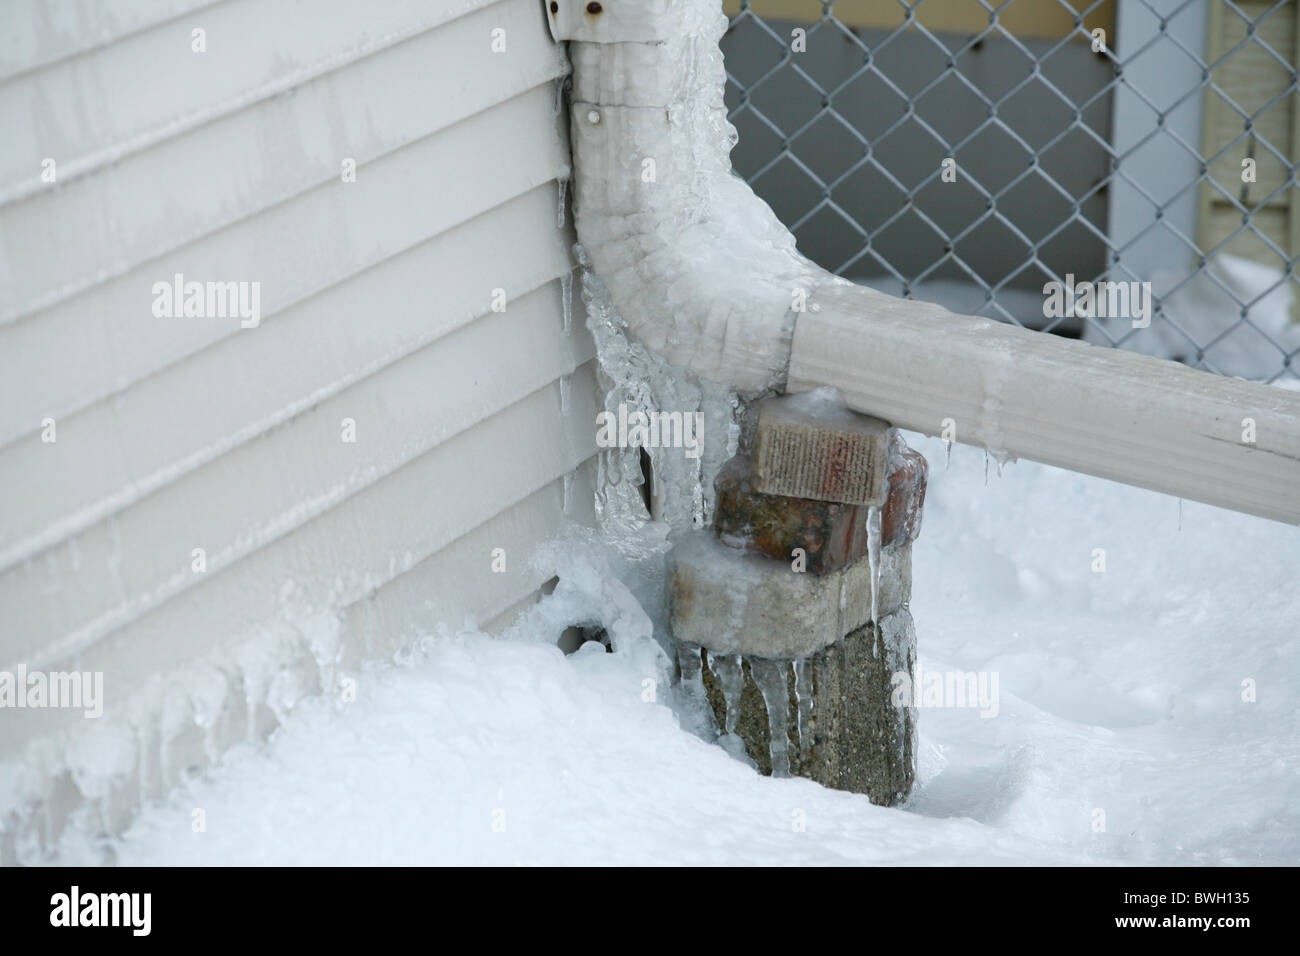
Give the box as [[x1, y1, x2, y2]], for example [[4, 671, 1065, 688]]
[[55, 434, 1299, 866]]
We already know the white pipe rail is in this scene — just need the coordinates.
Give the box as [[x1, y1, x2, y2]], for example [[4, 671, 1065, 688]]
[[546, 0, 1300, 524]]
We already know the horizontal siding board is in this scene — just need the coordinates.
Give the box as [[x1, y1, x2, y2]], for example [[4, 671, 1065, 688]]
[[1, 287, 595, 665], [0, 0, 566, 321], [0, 456, 598, 845], [0, 0, 509, 203], [0, 0, 223, 83], [0, 189, 575, 567], [0, 364, 600, 764], [338, 456, 598, 663], [0, 87, 570, 445]]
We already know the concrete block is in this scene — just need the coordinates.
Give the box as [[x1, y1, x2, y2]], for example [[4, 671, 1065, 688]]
[[667, 532, 910, 659]]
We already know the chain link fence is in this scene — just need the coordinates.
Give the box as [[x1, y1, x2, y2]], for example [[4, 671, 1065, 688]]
[[721, 0, 1300, 384]]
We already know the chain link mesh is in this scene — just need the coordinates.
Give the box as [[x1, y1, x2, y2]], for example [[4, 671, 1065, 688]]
[[722, 0, 1299, 384]]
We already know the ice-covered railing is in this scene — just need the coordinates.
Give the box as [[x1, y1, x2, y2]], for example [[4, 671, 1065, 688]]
[[545, 0, 1300, 525]]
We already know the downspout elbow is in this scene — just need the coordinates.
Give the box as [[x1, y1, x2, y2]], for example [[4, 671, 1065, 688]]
[[551, 0, 845, 395]]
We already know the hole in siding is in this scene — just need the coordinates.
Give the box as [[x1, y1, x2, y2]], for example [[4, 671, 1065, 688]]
[[639, 447, 654, 516], [558, 624, 612, 655]]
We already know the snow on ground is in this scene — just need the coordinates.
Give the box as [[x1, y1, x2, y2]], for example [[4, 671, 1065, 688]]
[[55, 435, 1300, 866]]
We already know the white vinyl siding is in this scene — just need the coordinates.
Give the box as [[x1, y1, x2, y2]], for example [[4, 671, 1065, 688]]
[[0, 0, 593, 860]]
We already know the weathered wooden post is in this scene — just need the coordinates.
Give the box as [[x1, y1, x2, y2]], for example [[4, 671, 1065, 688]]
[[668, 391, 927, 805]]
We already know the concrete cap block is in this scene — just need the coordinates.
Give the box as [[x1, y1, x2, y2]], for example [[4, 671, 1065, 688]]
[[668, 532, 910, 658], [752, 388, 890, 505]]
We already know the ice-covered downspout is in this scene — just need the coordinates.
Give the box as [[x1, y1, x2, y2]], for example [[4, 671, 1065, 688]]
[[552, 0, 831, 394], [548, 0, 1300, 524]]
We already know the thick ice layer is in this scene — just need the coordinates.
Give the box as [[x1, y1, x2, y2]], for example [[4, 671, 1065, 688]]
[[706, 652, 744, 735], [564, 0, 836, 393], [579, 246, 741, 538]]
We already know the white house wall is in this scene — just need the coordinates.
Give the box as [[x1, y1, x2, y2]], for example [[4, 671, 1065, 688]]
[[0, 0, 594, 861]]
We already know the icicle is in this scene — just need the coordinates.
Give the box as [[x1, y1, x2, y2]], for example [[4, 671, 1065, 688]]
[[983, 448, 990, 485], [552, 74, 565, 117], [794, 659, 813, 751], [676, 644, 707, 705], [556, 175, 568, 229], [944, 439, 953, 470], [560, 271, 573, 335], [708, 653, 744, 735], [562, 472, 574, 514], [866, 505, 882, 633], [750, 659, 791, 777], [840, 633, 850, 740], [593, 453, 608, 519], [559, 372, 571, 414]]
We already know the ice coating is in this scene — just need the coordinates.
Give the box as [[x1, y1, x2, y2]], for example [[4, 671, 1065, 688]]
[[559, 270, 573, 335], [866, 504, 882, 652], [749, 658, 791, 777], [707, 651, 744, 735], [793, 658, 813, 750], [563, 0, 853, 394], [578, 251, 741, 535]]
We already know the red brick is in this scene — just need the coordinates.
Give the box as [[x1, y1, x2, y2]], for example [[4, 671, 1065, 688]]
[[882, 448, 927, 547]]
